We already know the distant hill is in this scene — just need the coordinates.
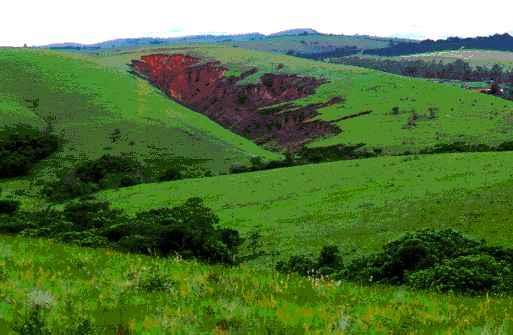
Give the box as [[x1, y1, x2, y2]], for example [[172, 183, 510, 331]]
[[44, 33, 266, 50], [0, 48, 279, 181], [232, 34, 407, 58], [94, 45, 513, 155], [270, 28, 320, 36], [41, 29, 403, 56], [365, 33, 513, 56]]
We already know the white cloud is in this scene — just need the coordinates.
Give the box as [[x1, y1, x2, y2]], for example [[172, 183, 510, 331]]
[[1, 0, 512, 46]]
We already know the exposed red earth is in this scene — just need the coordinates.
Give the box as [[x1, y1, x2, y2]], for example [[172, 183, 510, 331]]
[[131, 54, 342, 151]]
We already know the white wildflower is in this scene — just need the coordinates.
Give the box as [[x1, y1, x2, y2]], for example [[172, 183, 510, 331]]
[[28, 289, 55, 309]]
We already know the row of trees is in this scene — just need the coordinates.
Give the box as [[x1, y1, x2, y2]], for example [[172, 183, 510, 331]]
[[0, 197, 242, 264], [364, 33, 513, 56], [278, 229, 513, 294], [331, 57, 513, 83], [286, 46, 360, 60]]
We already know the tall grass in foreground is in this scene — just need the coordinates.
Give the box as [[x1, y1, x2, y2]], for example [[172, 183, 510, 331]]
[[0, 236, 512, 334]]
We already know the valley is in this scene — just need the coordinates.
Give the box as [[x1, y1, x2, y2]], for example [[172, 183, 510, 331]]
[[3, 25, 513, 334]]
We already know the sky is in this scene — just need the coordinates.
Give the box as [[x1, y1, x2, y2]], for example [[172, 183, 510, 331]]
[[2, 0, 513, 46]]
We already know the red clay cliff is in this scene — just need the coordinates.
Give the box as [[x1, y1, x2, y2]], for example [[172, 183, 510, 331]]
[[131, 54, 341, 150]]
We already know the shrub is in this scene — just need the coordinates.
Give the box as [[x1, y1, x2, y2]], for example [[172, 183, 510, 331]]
[[0, 126, 60, 178], [318, 245, 343, 270], [1, 197, 241, 265], [391, 106, 400, 115], [408, 255, 513, 294], [136, 269, 175, 292], [0, 199, 20, 215], [159, 164, 212, 181], [219, 228, 244, 249], [299, 144, 373, 163], [159, 166, 183, 181], [339, 229, 513, 294], [276, 245, 343, 277], [57, 231, 109, 248], [44, 154, 145, 200], [125, 198, 242, 263], [239, 229, 265, 261], [0, 212, 37, 234], [276, 255, 318, 276], [62, 200, 123, 231], [342, 229, 482, 284]]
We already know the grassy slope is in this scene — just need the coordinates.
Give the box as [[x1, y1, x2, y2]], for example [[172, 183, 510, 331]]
[[2, 46, 513, 332], [100, 151, 513, 264], [229, 34, 394, 54], [1, 235, 512, 334], [0, 48, 281, 208], [394, 49, 513, 69], [95, 45, 513, 154], [0, 48, 279, 174]]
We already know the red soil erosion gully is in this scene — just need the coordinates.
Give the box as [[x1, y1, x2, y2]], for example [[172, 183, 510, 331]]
[[131, 54, 342, 151]]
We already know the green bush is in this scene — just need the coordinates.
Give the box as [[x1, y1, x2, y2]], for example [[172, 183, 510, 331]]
[[276, 255, 318, 276], [121, 198, 242, 264], [276, 245, 343, 277], [159, 166, 183, 181], [0, 126, 59, 178], [318, 245, 343, 274], [408, 255, 513, 294], [0, 211, 39, 234], [0, 199, 20, 215], [136, 269, 175, 292], [342, 229, 482, 284], [339, 229, 513, 294], [62, 200, 124, 231], [57, 231, 109, 248], [44, 154, 146, 200], [277, 229, 513, 294], [0, 197, 241, 265], [160, 164, 213, 181]]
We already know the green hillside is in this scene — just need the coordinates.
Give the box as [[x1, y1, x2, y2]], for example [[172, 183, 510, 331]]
[[2, 235, 512, 334], [95, 45, 513, 154], [0, 48, 279, 176], [3, 151, 513, 332], [3, 45, 513, 333], [394, 49, 513, 69], [230, 34, 396, 54], [100, 151, 513, 264]]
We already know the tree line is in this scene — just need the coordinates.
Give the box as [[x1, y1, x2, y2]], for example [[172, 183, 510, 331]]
[[331, 57, 513, 84], [364, 33, 513, 56]]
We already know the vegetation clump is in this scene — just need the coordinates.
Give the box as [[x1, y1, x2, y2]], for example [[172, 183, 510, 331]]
[[278, 229, 513, 294], [420, 141, 513, 154], [0, 197, 242, 265], [135, 267, 176, 292], [43, 154, 146, 200], [159, 164, 212, 181], [0, 199, 20, 215], [0, 126, 59, 178], [229, 145, 380, 175], [276, 245, 343, 277], [44, 154, 213, 200]]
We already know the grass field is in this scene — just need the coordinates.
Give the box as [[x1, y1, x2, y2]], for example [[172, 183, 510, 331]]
[[1, 235, 513, 334], [0, 48, 279, 176], [0, 48, 283, 207], [4, 46, 513, 164], [230, 34, 395, 54], [94, 45, 513, 154], [99, 151, 513, 265], [395, 49, 513, 69], [3, 45, 513, 333]]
